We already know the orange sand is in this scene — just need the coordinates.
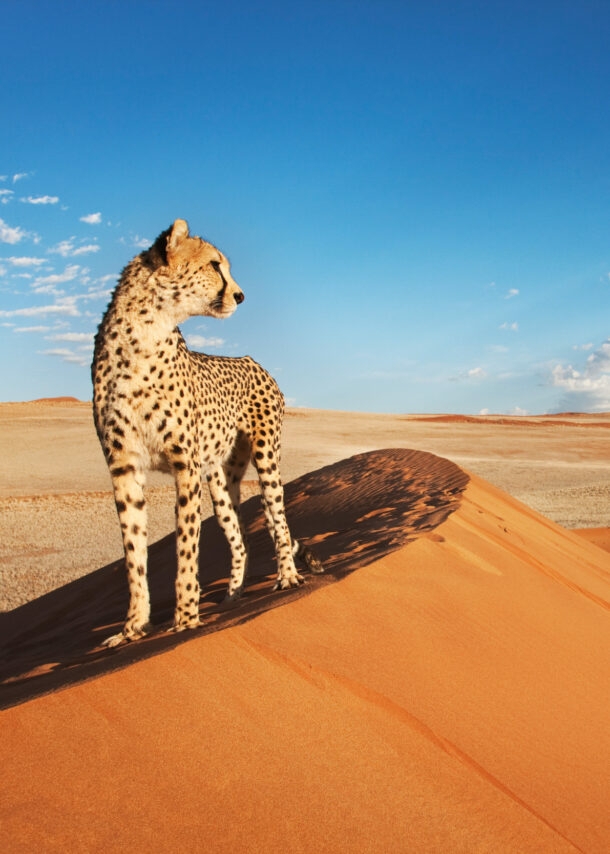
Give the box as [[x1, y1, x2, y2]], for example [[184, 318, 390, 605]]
[[1, 449, 609, 853]]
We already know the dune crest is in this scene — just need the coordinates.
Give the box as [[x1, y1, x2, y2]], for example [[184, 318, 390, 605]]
[[2, 449, 609, 853], [0, 449, 467, 706]]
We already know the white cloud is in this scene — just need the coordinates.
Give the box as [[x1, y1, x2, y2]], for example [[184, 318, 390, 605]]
[[13, 325, 50, 333], [449, 366, 488, 383], [572, 342, 594, 351], [185, 334, 225, 350], [71, 244, 99, 256], [480, 405, 528, 416], [32, 284, 65, 296], [551, 339, 610, 412], [49, 239, 100, 257], [499, 322, 519, 332], [0, 303, 80, 318], [21, 195, 59, 205], [46, 331, 94, 343], [33, 264, 81, 288], [79, 286, 113, 302], [133, 235, 151, 248], [80, 212, 102, 224], [6, 256, 46, 267], [12, 172, 30, 183], [41, 347, 90, 365], [0, 189, 14, 204], [504, 288, 519, 299], [0, 218, 26, 244]]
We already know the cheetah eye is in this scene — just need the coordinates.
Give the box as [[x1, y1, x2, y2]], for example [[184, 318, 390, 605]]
[[210, 260, 221, 272]]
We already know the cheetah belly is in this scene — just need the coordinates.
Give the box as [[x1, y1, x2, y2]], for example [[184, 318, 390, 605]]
[[134, 397, 243, 476]]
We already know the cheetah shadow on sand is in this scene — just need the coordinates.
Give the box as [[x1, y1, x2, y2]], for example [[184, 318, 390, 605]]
[[0, 449, 468, 708]]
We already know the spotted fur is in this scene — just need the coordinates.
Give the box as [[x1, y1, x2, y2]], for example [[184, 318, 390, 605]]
[[92, 218, 323, 647]]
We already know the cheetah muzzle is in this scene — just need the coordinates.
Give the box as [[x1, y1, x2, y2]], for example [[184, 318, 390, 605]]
[[92, 218, 323, 647]]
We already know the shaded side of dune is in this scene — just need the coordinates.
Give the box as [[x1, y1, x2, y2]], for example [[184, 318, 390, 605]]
[[0, 449, 467, 707]]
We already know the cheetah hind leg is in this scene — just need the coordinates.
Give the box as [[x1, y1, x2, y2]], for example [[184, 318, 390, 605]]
[[207, 462, 249, 608]]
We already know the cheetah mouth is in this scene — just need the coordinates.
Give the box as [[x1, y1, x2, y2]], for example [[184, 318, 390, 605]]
[[210, 300, 238, 318]]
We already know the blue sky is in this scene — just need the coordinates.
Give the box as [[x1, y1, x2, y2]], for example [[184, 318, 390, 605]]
[[1, 0, 609, 414]]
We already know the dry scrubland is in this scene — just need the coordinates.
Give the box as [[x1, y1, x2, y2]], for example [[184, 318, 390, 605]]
[[0, 398, 608, 610]]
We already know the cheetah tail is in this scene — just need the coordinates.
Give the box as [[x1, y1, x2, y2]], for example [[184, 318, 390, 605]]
[[292, 539, 325, 575]]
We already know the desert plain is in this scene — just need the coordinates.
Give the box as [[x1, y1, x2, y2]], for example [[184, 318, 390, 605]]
[[1, 397, 609, 853]]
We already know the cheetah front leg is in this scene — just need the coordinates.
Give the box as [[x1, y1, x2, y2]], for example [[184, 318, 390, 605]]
[[103, 464, 151, 647], [170, 462, 204, 633]]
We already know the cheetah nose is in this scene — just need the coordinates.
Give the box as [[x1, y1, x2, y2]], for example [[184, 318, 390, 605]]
[[234, 291, 244, 305]]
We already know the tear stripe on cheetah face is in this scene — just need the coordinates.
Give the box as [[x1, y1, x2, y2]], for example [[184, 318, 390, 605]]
[[92, 218, 323, 647]]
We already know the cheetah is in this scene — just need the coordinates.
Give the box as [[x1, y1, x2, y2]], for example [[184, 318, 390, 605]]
[[92, 218, 323, 647]]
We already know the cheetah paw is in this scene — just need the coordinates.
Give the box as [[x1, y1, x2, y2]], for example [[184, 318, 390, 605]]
[[167, 618, 203, 634], [274, 572, 305, 591], [102, 632, 127, 648], [101, 622, 152, 648], [218, 592, 242, 611]]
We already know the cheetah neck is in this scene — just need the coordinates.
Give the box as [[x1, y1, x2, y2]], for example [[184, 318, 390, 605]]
[[103, 261, 187, 352]]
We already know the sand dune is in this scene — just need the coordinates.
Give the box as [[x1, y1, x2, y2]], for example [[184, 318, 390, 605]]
[[1, 448, 609, 853]]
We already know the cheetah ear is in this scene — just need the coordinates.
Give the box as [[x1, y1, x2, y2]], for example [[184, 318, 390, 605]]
[[167, 219, 190, 257]]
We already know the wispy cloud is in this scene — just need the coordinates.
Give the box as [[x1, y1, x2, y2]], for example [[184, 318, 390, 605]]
[[0, 189, 14, 204], [450, 366, 488, 383], [41, 347, 91, 366], [551, 339, 610, 412], [12, 172, 31, 183], [0, 303, 80, 318], [32, 264, 82, 293], [20, 195, 59, 205], [6, 256, 46, 267], [49, 238, 100, 257], [504, 288, 519, 299], [79, 285, 113, 302], [479, 405, 529, 416], [13, 325, 51, 333], [185, 334, 225, 349], [80, 212, 102, 224], [0, 218, 27, 244], [499, 322, 519, 332], [46, 331, 94, 343]]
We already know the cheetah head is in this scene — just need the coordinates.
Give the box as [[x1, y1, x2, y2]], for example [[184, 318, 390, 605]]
[[164, 219, 244, 320]]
